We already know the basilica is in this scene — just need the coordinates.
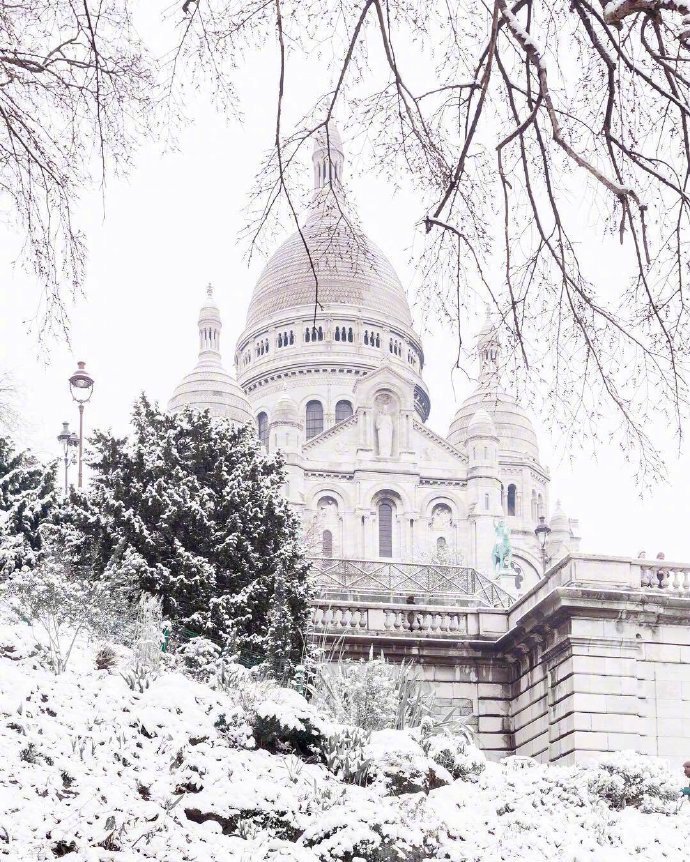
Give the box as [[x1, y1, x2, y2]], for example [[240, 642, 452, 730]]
[[168, 127, 580, 595]]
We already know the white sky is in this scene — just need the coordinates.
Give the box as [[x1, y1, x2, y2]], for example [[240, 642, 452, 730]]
[[0, 21, 688, 562]]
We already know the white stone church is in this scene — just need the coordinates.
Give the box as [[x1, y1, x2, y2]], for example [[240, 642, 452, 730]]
[[168, 128, 690, 768], [169, 127, 579, 592]]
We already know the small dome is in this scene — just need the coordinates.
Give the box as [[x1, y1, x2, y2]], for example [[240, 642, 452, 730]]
[[169, 285, 252, 427], [449, 390, 539, 460], [467, 408, 497, 439], [272, 396, 299, 424], [168, 360, 252, 426]]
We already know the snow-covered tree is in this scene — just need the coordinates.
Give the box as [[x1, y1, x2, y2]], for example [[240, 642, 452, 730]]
[[61, 396, 312, 673], [0, 436, 58, 577]]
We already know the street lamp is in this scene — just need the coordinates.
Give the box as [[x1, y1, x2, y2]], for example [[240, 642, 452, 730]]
[[69, 361, 95, 489], [534, 515, 552, 574], [56, 422, 79, 496]]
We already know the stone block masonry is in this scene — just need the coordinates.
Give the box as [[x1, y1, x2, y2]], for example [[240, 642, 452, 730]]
[[312, 554, 690, 769]]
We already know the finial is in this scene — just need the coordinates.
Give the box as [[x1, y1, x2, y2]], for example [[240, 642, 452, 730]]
[[312, 121, 345, 191]]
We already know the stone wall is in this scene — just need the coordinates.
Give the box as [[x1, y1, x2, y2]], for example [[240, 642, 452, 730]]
[[312, 554, 690, 769]]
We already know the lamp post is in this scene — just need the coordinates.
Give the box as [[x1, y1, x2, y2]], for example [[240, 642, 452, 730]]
[[534, 515, 552, 574], [56, 422, 79, 496], [69, 361, 95, 489]]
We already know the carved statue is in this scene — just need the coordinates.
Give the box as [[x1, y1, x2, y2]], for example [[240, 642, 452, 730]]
[[432, 503, 452, 528], [492, 520, 512, 574], [375, 397, 394, 457]]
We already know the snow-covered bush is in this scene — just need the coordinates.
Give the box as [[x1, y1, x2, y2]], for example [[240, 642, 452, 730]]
[[299, 798, 430, 861], [253, 688, 329, 758], [321, 725, 371, 784], [423, 730, 485, 780], [94, 644, 118, 670], [310, 651, 434, 732], [213, 705, 255, 749], [4, 544, 132, 674], [364, 729, 451, 796], [586, 751, 680, 813], [177, 635, 222, 680]]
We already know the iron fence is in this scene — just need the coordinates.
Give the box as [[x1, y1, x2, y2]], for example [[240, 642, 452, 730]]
[[308, 557, 515, 609]]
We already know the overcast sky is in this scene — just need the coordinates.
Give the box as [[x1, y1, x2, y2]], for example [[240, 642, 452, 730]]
[[1, 22, 688, 562]]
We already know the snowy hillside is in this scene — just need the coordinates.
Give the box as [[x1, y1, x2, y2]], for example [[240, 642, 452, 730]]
[[0, 620, 689, 861]]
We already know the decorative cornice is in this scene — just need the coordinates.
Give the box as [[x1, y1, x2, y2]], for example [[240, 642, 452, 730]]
[[305, 471, 355, 481]]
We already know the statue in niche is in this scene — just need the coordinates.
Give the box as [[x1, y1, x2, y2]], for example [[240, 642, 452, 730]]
[[375, 395, 394, 457], [431, 503, 452, 529]]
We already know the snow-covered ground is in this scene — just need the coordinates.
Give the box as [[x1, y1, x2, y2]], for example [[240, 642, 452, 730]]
[[0, 620, 688, 861]]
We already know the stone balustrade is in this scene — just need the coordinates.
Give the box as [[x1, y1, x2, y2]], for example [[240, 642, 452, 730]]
[[311, 598, 469, 638], [636, 561, 690, 592]]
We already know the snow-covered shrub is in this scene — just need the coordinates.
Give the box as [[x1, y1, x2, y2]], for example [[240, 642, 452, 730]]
[[95, 645, 118, 671], [310, 652, 434, 732], [253, 688, 328, 758], [131, 593, 164, 670], [423, 730, 485, 780], [322, 725, 371, 784], [213, 705, 255, 749], [178, 636, 222, 680], [586, 751, 680, 813], [299, 798, 430, 861], [4, 544, 131, 674], [364, 729, 451, 795]]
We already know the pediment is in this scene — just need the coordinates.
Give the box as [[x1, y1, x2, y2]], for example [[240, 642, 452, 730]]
[[412, 420, 467, 466], [302, 412, 359, 457]]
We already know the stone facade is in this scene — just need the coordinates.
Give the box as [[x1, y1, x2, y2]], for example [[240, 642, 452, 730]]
[[169, 126, 580, 588], [311, 555, 690, 769], [166, 128, 690, 769]]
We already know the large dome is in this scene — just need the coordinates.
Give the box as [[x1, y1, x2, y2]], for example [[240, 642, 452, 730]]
[[245, 197, 414, 331]]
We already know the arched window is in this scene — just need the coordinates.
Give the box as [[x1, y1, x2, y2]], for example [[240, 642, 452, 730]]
[[322, 529, 333, 557], [484, 493, 490, 511], [375, 334, 380, 347], [305, 328, 311, 342], [335, 327, 341, 341], [531, 490, 538, 520], [257, 412, 269, 449], [305, 400, 324, 439], [364, 332, 369, 345], [537, 493, 544, 517], [278, 333, 283, 347], [335, 400, 353, 422], [437, 536, 447, 554], [507, 484, 517, 516], [348, 327, 353, 342], [378, 500, 394, 558]]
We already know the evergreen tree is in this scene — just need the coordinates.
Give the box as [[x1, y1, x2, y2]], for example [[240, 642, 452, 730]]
[[61, 396, 313, 672], [0, 437, 58, 576]]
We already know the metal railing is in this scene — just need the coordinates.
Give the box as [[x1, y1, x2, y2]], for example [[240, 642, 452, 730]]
[[308, 557, 515, 609]]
